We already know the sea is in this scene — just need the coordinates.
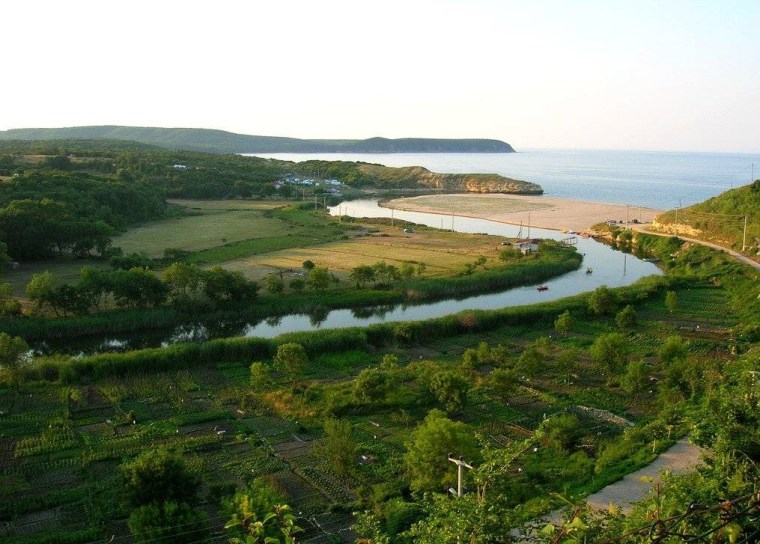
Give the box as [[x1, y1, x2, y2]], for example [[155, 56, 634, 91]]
[[249, 149, 760, 210]]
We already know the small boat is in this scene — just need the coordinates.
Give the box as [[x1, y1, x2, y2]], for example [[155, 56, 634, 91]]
[[586, 267, 593, 274], [537, 285, 549, 291]]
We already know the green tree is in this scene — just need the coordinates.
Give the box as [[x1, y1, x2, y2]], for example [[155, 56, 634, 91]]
[[25, 270, 57, 313], [554, 310, 573, 336], [128, 501, 208, 544], [288, 278, 305, 292], [349, 265, 376, 288], [249, 362, 270, 391], [121, 448, 200, 507], [0, 283, 21, 316], [0, 332, 29, 387], [590, 332, 629, 379], [162, 262, 203, 300], [302, 260, 315, 271], [588, 285, 618, 316], [665, 290, 678, 313], [428, 370, 470, 413], [353, 367, 390, 405], [615, 304, 637, 329], [620, 360, 650, 394], [273, 342, 308, 381], [203, 266, 258, 306], [264, 273, 285, 294], [319, 418, 357, 476], [306, 266, 330, 291], [404, 409, 479, 493], [487, 367, 518, 401], [535, 413, 581, 451], [659, 335, 688, 364], [400, 261, 417, 279]]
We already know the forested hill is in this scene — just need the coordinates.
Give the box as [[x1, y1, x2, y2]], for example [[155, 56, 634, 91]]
[[0, 126, 515, 154]]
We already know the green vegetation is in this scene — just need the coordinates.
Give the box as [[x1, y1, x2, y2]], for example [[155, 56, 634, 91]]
[[0, 125, 515, 153], [652, 179, 760, 260], [0, 233, 757, 542], [0, 143, 757, 543]]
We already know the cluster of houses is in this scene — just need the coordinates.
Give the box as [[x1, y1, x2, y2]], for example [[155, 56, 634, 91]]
[[274, 175, 345, 195]]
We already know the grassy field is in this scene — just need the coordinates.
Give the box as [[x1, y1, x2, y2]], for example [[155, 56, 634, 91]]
[[113, 200, 295, 257], [3, 201, 515, 300], [222, 225, 506, 282]]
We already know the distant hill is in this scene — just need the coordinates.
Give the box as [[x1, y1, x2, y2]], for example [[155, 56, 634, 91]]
[[0, 126, 515, 154], [650, 180, 759, 259]]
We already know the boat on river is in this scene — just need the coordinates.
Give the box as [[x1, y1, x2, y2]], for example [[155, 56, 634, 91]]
[[537, 285, 549, 291]]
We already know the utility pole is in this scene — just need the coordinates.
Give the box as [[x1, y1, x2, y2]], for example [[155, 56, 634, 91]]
[[626, 204, 629, 227], [447, 455, 473, 497], [742, 215, 748, 252], [527, 212, 531, 239]]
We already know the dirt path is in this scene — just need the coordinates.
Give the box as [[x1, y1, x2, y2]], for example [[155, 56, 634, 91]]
[[515, 438, 704, 541], [584, 437, 703, 513]]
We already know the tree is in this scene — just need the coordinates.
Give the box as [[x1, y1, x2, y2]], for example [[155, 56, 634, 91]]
[[400, 261, 417, 279], [535, 413, 581, 451], [264, 273, 285, 294], [353, 367, 390, 405], [0, 283, 21, 316], [404, 409, 479, 493], [588, 285, 617, 316], [128, 501, 208, 544], [306, 266, 330, 291], [273, 342, 308, 380], [249, 362, 270, 391], [302, 260, 315, 271], [659, 335, 688, 364], [428, 370, 470, 413], [615, 304, 637, 329], [620, 360, 650, 394], [288, 278, 305, 292], [590, 332, 629, 379], [121, 448, 200, 507], [665, 290, 678, 313], [0, 332, 29, 387], [319, 418, 357, 476], [203, 266, 258, 306], [162, 262, 203, 300], [554, 310, 572, 336], [487, 367, 518, 401], [26, 270, 57, 313], [349, 265, 375, 288]]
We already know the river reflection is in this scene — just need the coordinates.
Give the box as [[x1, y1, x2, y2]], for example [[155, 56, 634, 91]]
[[34, 200, 661, 355]]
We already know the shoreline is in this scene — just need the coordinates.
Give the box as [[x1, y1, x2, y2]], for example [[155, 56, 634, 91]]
[[383, 193, 664, 234]]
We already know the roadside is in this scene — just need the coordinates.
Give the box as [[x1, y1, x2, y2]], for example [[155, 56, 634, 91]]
[[631, 224, 760, 271]]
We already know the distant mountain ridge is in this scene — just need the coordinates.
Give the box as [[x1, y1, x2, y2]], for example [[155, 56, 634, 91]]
[[0, 126, 515, 154]]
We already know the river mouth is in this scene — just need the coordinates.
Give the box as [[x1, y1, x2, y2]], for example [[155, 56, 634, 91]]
[[32, 200, 660, 357]]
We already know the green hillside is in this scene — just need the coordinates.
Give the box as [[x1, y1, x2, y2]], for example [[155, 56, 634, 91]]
[[651, 180, 760, 259], [0, 126, 515, 154]]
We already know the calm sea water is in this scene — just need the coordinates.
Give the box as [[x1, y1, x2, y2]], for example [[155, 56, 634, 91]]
[[251, 149, 759, 210]]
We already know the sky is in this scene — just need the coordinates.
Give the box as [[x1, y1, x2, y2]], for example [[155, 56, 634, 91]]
[[3, 0, 759, 153]]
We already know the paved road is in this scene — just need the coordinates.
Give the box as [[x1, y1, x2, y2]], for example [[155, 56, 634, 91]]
[[631, 225, 760, 271]]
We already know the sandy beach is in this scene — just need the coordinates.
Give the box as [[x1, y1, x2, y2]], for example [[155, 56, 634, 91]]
[[384, 194, 664, 234]]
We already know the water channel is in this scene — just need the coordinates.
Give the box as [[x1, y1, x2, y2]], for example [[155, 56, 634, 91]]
[[35, 200, 661, 356]]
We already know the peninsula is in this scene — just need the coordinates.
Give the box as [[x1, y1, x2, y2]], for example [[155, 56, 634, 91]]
[[0, 126, 515, 154]]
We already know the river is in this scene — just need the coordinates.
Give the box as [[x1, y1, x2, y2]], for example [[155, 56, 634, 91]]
[[34, 200, 660, 356]]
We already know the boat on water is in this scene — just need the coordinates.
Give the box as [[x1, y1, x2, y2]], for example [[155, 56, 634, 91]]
[[586, 267, 593, 274], [537, 285, 549, 291]]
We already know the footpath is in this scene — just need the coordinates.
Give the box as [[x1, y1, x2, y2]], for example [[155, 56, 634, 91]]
[[516, 437, 704, 541]]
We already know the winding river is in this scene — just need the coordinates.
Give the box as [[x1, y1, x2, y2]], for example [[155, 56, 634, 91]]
[[35, 200, 661, 356]]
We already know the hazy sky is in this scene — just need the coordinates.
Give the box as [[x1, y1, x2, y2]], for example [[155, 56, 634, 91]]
[[4, 0, 759, 153]]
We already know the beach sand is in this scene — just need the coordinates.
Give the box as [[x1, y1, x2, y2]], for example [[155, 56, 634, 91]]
[[384, 194, 664, 233]]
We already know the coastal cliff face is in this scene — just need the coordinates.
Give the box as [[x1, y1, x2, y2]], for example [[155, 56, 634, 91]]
[[356, 164, 543, 194]]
